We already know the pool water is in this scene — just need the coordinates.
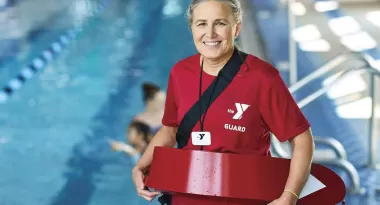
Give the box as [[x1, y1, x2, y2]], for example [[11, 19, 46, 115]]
[[0, 0, 196, 204]]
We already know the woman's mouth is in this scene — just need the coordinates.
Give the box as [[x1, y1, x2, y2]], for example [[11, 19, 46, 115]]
[[203, 41, 222, 47]]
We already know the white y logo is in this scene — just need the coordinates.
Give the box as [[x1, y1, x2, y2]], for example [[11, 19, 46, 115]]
[[232, 103, 250, 120]]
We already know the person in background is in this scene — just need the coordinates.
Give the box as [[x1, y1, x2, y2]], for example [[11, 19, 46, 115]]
[[134, 82, 166, 134], [110, 121, 153, 163], [110, 82, 164, 162]]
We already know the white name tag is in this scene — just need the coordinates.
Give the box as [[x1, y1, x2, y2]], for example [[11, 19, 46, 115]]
[[191, 132, 211, 146]]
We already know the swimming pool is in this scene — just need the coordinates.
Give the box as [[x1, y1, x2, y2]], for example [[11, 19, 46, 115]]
[[0, 0, 195, 204]]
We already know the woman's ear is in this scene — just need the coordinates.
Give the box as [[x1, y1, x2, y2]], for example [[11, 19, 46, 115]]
[[234, 22, 242, 38]]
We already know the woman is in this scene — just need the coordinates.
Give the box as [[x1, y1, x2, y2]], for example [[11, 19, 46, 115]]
[[134, 82, 166, 134], [132, 0, 315, 205], [110, 121, 153, 163]]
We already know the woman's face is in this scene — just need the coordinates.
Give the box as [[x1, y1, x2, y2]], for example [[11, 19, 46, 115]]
[[191, 1, 240, 61]]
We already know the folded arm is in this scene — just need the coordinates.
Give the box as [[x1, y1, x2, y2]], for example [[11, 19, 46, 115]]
[[281, 129, 315, 204]]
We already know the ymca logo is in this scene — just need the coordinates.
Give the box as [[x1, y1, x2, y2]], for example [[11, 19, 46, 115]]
[[191, 132, 211, 146], [229, 103, 250, 120], [225, 103, 250, 132]]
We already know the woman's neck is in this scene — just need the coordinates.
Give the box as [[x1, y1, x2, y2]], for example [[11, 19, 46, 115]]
[[202, 47, 235, 76]]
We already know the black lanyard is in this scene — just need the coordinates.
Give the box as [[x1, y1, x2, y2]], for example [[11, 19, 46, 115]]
[[199, 59, 220, 132]]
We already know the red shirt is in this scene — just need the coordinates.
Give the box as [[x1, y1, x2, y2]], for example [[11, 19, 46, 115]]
[[161, 53, 310, 205]]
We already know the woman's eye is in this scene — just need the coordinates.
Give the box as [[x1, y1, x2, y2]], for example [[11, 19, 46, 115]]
[[197, 23, 206, 26]]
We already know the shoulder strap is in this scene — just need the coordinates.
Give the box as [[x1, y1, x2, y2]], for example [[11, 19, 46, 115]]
[[176, 49, 248, 149]]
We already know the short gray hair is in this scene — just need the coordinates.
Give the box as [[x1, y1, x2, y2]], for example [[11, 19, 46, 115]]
[[186, 0, 243, 25]]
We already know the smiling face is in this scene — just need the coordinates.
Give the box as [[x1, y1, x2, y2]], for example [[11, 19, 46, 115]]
[[190, 0, 241, 61]]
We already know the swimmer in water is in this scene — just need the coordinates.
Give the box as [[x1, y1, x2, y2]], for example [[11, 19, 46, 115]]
[[133, 82, 166, 133], [110, 121, 153, 160]]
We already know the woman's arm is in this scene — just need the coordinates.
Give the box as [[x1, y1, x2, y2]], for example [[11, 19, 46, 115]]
[[131, 125, 177, 201], [272, 129, 315, 204], [133, 125, 177, 171]]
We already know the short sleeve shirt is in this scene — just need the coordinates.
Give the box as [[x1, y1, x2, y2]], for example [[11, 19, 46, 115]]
[[161, 53, 310, 205]]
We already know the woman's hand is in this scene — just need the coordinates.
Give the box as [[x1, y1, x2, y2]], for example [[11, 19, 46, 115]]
[[131, 166, 161, 201], [267, 192, 297, 205], [129, 126, 176, 201]]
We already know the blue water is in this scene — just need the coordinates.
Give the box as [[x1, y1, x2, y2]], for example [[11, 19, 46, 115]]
[[0, 0, 195, 204]]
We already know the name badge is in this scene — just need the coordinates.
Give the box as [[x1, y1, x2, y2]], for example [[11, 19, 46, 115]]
[[191, 132, 211, 146]]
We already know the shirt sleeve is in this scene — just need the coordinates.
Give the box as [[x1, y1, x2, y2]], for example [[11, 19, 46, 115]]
[[260, 72, 311, 142], [161, 70, 179, 127]]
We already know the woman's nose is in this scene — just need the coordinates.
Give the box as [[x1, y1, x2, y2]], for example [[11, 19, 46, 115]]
[[205, 25, 216, 38]]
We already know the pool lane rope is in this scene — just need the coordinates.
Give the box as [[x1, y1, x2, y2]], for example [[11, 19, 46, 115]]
[[0, 0, 110, 104]]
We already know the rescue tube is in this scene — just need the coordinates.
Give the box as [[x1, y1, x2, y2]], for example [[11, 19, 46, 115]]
[[144, 147, 346, 205]]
